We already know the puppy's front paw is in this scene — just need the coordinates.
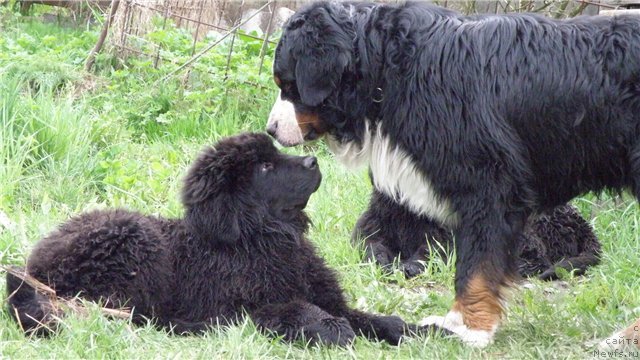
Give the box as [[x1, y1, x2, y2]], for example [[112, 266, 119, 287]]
[[302, 317, 355, 347], [415, 322, 455, 337], [369, 315, 411, 345]]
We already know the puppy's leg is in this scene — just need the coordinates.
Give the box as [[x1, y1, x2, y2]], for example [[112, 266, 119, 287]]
[[341, 308, 454, 345], [5, 268, 59, 336], [157, 317, 217, 335], [303, 254, 436, 345], [353, 224, 395, 271], [362, 237, 427, 278], [251, 300, 355, 346]]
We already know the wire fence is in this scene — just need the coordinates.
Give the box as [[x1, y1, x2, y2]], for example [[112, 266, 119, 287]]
[[109, 0, 292, 77], [104, 0, 609, 86]]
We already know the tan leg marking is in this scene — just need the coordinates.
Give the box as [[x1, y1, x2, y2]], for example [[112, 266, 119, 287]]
[[420, 272, 510, 347], [452, 272, 504, 331]]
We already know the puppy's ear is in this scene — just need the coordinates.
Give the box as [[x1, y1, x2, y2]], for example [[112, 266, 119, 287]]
[[181, 146, 243, 246], [184, 197, 240, 246], [291, 6, 353, 106]]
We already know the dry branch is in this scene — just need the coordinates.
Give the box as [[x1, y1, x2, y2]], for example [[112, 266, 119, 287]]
[[85, 0, 121, 72], [1, 265, 131, 322]]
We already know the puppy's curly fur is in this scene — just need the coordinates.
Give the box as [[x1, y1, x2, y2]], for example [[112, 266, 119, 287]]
[[354, 189, 601, 280], [6, 133, 424, 345]]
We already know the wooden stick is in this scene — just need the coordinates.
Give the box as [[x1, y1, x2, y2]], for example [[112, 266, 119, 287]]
[[85, 0, 121, 72], [1, 265, 131, 320]]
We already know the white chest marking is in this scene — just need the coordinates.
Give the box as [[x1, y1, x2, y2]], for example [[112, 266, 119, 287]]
[[326, 122, 457, 226]]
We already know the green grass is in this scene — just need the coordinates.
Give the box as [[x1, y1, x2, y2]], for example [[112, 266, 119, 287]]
[[1, 10, 639, 360]]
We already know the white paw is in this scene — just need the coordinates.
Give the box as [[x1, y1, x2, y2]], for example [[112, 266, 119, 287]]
[[420, 315, 448, 327], [420, 311, 496, 348]]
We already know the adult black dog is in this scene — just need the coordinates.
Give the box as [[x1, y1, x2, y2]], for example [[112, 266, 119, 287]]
[[6, 133, 421, 346], [267, 1, 640, 346], [353, 189, 600, 280], [267, 99, 602, 282]]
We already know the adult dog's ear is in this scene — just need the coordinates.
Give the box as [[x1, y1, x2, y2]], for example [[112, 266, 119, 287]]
[[288, 5, 354, 106], [295, 49, 351, 107]]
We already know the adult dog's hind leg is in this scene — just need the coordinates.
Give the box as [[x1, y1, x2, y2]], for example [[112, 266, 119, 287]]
[[251, 300, 355, 346], [538, 253, 600, 280], [362, 240, 397, 271], [352, 213, 397, 271]]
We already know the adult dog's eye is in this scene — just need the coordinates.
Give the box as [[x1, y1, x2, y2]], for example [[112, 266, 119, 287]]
[[260, 162, 274, 173], [281, 82, 299, 101]]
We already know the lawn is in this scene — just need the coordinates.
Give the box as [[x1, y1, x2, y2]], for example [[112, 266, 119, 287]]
[[0, 7, 639, 360]]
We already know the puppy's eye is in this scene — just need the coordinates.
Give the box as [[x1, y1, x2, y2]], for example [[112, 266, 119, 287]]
[[260, 162, 274, 173]]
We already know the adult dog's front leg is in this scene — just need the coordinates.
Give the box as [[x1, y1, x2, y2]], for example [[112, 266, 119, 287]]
[[421, 199, 524, 347]]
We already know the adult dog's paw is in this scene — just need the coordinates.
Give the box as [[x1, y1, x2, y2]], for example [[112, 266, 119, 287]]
[[364, 242, 395, 267], [538, 267, 560, 281], [420, 312, 496, 348], [399, 260, 426, 278], [302, 317, 355, 347]]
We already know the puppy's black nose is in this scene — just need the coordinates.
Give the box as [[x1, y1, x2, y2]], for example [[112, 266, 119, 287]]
[[266, 122, 278, 138], [303, 156, 317, 169]]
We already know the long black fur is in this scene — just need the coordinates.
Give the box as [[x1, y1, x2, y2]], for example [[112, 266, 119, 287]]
[[272, 1, 640, 318], [353, 189, 601, 280], [6, 133, 423, 345]]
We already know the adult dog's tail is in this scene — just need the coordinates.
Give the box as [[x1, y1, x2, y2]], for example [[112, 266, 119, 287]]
[[5, 267, 58, 336]]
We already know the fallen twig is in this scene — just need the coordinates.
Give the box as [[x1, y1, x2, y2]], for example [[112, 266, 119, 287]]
[[1, 265, 131, 321], [85, 0, 121, 72]]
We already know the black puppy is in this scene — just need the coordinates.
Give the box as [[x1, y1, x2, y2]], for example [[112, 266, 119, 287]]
[[353, 189, 601, 280], [6, 133, 420, 345]]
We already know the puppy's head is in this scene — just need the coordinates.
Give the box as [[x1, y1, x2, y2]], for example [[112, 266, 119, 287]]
[[182, 133, 322, 246], [270, 1, 356, 146]]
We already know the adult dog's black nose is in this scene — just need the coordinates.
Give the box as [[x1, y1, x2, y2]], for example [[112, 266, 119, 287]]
[[303, 156, 317, 169], [266, 122, 277, 138]]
